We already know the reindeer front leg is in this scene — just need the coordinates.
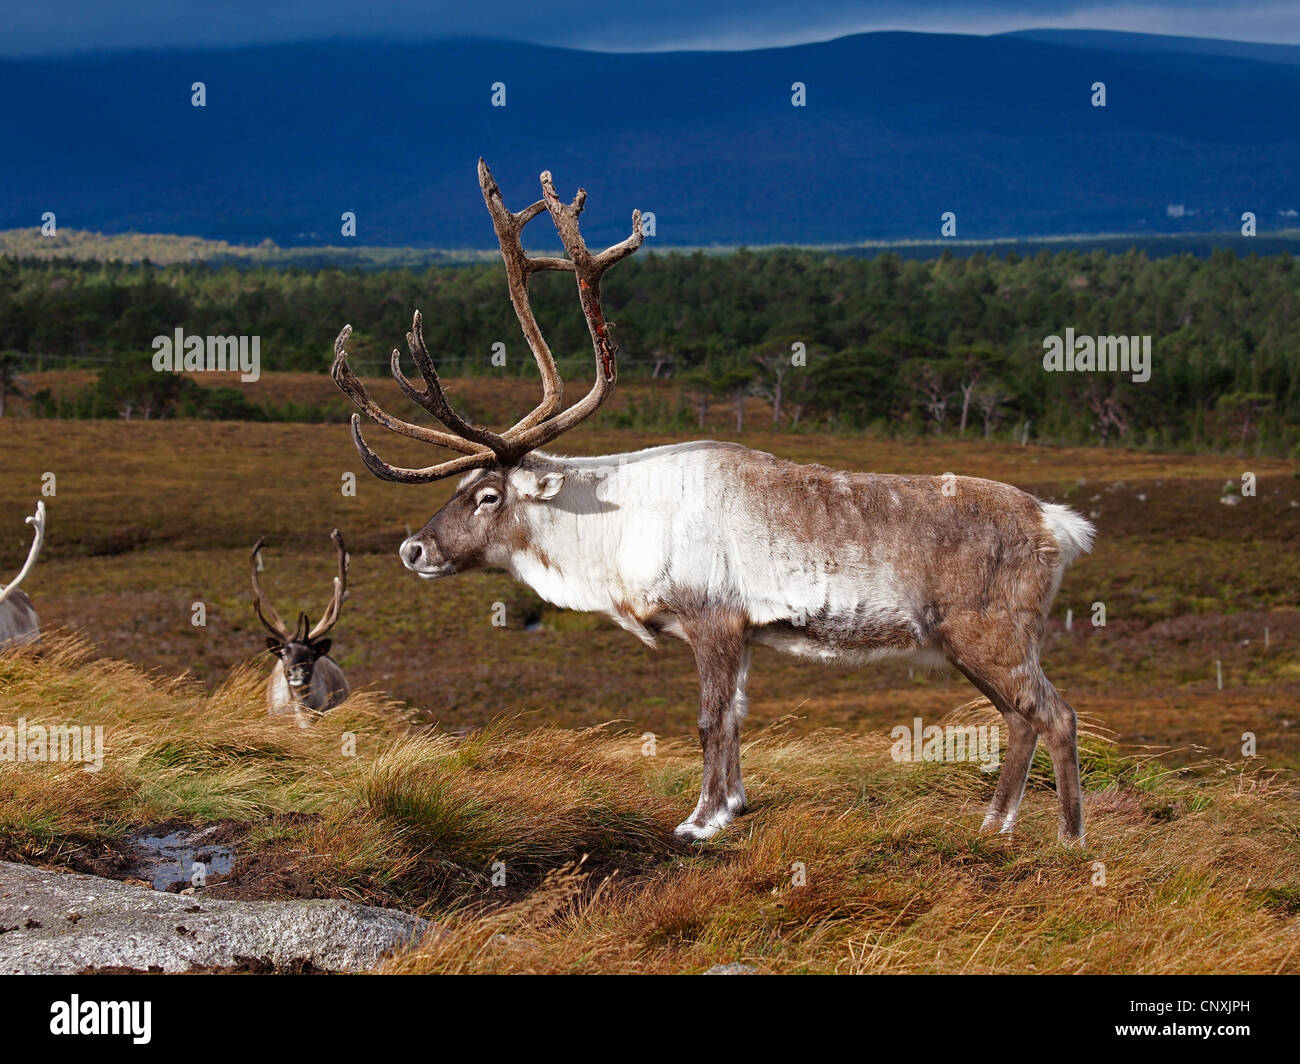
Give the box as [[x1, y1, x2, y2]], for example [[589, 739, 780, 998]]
[[676, 615, 749, 842]]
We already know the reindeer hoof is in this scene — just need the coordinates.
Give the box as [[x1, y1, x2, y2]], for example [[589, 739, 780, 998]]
[[674, 821, 722, 842], [980, 810, 1021, 836], [675, 791, 749, 841], [674, 809, 735, 842]]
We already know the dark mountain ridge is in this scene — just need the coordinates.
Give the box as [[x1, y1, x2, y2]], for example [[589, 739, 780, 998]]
[[2, 30, 1295, 246]]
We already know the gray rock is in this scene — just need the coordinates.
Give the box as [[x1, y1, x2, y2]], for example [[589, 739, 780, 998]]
[[703, 962, 760, 975], [0, 861, 430, 974]]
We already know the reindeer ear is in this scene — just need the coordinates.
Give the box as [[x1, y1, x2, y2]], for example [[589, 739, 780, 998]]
[[312, 639, 331, 658], [265, 638, 282, 653], [533, 472, 565, 500]]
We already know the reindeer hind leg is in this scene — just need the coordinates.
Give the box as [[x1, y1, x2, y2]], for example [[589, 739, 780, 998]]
[[1034, 677, 1085, 845], [954, 661, 1039, 835], [961, 659, 1085, 845]]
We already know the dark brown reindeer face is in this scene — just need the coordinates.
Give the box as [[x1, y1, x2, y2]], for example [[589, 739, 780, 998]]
[[265, 614, 332, 691], [399, 466, 564, 579]]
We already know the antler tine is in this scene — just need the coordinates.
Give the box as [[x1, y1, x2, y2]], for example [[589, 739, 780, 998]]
[[0, 500, 46, 605], [398, 311, 515, 453], [500, 172, 644, 454], [593, 216, 646, 272], [250, 537, 292, 640], [479, 159, 578, 438], [331, 528, 348, 591], [346, 414, 498, 483], [332, 325, 492, 457], [308, 529, 350, 640]]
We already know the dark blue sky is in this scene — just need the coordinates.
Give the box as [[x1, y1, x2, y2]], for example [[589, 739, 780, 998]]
[[4, 0, 1298, 56]]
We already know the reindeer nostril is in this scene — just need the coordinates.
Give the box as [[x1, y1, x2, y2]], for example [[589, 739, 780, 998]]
[[402, 540, 423, 567]]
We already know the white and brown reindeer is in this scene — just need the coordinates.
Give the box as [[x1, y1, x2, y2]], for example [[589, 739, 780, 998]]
[[0, 501, 46, 651], [251, 530, 350, 722], [330, 161, 1095, 844]]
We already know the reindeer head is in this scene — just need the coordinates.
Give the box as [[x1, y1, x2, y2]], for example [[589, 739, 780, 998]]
[[330, 161, 641, 579], [398, 458, 568, 578], [251, 530, 348, 692]]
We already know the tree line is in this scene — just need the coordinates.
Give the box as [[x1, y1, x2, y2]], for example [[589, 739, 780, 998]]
[[0, 246, 1296, 453]]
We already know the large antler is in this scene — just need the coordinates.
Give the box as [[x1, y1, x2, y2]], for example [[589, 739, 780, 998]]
[[307, 529, 348, 640], [0, 501, 46, 605], [330, 160, 643, 482]]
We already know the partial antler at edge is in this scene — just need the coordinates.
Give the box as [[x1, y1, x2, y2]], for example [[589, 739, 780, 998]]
[[0, 500, 46, 605]]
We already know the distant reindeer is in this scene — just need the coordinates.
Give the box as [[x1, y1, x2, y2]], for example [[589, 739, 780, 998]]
[[0, 501, 45, 651], [332, 161, 1094, 844], [251, 530, 350, 722]]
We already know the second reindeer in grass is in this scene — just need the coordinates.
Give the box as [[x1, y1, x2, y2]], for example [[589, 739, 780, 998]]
[[251, 529, 350, 723]]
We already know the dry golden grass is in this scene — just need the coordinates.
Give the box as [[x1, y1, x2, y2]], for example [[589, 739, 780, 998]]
[[385, 727, 1300, 974], [3, 639, 1298, 974]]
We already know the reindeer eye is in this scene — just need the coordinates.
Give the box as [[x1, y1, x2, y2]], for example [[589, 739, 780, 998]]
[[478, 491, 500, 507]]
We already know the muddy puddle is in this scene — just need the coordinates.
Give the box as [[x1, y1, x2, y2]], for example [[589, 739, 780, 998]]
[[129, 826, 236, 890]]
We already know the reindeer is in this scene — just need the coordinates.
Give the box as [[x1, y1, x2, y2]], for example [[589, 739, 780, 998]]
[[251, 530, 350, 722], [330, 161, 1095, 845], [0, 501, 45, 651]]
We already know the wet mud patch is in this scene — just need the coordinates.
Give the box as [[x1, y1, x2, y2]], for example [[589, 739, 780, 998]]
[[132, 824, 235, 890], [0, 814, 327, 902]]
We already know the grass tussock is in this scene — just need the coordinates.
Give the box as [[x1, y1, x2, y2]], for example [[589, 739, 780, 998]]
[[3, 638, 1299, 973]]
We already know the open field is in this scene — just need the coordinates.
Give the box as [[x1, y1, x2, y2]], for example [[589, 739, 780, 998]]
[[1, 406, 1299, 972], [2, 412, 1297, 762]]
